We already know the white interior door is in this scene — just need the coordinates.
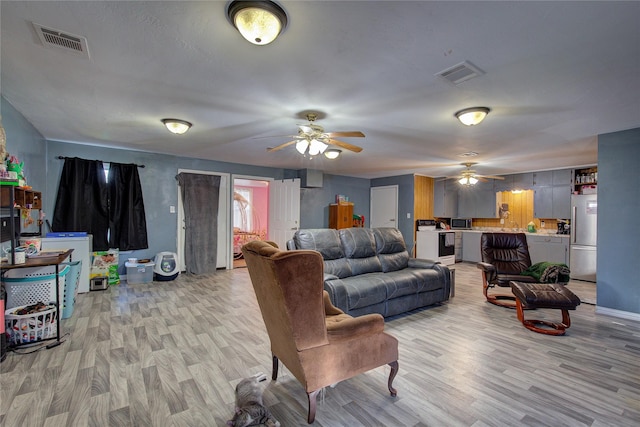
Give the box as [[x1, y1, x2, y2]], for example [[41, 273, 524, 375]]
[[269, 178, 300, 250], [370, 185, 398, 228], [177, 170, 230, 271]]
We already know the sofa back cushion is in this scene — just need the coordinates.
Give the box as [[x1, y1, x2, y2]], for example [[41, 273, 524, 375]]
[[339, 228, 382, 275], [293, 229, 352, 278], [374, 228, 410, 272]]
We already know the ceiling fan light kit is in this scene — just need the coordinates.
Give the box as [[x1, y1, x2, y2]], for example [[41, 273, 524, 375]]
[[324, 148, 342, 159], [458, 176, 479, 186], [455, 107, 490, 126], [267, 112, 364, 158], [161, 118, 192, 135], [227, 1, 288, 45]]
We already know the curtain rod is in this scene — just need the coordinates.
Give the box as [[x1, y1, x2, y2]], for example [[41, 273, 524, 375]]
[[57, 156, 145, 168]]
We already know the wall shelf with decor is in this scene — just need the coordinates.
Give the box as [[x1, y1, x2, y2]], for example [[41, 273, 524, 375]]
[[573, 166, 597, 194]]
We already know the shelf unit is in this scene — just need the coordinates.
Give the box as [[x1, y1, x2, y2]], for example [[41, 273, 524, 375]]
[[1, 249, 73, 348], [1, 186, 43, 262], [573, 166, 597, 194]]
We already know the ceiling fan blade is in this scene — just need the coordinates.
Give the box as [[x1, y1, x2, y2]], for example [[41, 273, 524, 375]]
[[479, 175, 506, 180], [252, 134, 300, 139], [326, 131, 365, 138], [328, 138, 363, 153], [267, 140, 298, 152]]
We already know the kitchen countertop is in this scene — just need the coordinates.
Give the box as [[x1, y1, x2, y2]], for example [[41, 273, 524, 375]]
[[456, 229, 571, 238]]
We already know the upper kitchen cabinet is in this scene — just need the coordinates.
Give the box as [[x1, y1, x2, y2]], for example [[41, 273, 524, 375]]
[[433, 179, 458, 218], [511, 173, 534, 190], [533, 171, 553, 187], [534, 186, 571, 218], [533, 168, 572, 219], [458, 180, 498, 218], [553, 169, 572, 185], [494, 173, 533, 191]]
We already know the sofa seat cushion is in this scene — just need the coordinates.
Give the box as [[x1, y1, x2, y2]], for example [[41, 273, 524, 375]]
[[407, 268, 446, 292], [327, 274, 389, 310], [377, 270, 423, 299]]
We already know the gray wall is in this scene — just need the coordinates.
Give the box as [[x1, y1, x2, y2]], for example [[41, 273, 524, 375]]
[[300, 174, 371, 229], [597, 127, 640, 315], [1, 97, 47, 193], [371, 174, 416, 252], [44, 141, 289, 265]]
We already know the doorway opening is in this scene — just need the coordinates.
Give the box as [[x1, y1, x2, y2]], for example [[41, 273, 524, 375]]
[[233, 178, 270, 268]]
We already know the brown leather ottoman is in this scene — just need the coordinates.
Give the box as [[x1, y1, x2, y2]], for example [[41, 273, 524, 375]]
[[509, 281, 581, 335]]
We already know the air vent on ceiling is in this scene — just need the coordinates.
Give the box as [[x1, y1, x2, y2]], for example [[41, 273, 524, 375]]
[[33, 22, 90, 58], [436, 61, 484, 85]]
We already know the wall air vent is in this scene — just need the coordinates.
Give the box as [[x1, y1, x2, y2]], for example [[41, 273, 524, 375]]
[[33, 22, 90, 58], [436, 61, 484, 85]]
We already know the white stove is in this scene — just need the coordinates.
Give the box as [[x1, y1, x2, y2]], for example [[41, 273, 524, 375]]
[[416, 230, 456, 266]]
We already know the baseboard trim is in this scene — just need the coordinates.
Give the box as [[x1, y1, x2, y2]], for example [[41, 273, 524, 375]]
[[595, 306, 640, 322]]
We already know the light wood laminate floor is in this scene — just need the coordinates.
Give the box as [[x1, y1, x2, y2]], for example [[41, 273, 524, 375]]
[[1, 262, 638, 426]]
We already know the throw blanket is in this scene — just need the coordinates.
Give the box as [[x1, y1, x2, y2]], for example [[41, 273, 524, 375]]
[[520, 262, 571, 283]]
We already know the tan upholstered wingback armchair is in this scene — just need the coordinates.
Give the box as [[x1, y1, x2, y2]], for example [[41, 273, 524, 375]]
[[241, 240, 399, 424]]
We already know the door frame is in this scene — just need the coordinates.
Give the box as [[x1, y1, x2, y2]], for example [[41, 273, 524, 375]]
[[232, 174, 273, 268]]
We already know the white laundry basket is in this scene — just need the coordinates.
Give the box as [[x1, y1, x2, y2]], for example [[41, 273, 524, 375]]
[[153, 252, 179, 281]]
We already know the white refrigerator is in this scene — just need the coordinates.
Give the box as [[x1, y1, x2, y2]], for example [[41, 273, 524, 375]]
[[569, 195, 597, 282], [41, 235, 93, 293]]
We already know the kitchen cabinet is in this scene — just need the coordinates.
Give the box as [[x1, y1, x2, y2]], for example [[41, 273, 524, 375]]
[[526, 234, 569, 265], [461, 231, 482, 263], [454, 231, 462, 262], [329, 203, 353, 229], [533, 171, 553, 187], [512, 173, 534, 190], [534, 186, 571, 219], [458, 185, 497, 218], [433, 180, 458, 218]]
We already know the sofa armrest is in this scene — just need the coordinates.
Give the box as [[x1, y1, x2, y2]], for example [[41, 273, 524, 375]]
[[324, 278, 349, 313], [408, 258, 439, 269]]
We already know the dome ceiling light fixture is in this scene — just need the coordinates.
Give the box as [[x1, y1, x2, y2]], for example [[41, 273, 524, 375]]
[[161, 118, 192, 135], [324, 148, 342, 159], [454, 107, 491, 126], [227, 1, 288, 46]]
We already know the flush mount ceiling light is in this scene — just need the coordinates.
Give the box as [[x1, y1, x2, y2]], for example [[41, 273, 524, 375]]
[[324, 148, 342, 159], [161, 119, 192, 135], [227, 1, 288, 45], [454, 107, 490, 126]]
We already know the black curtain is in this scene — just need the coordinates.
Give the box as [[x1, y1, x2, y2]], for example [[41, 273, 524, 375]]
[[108, 162, 148, 250], [52, 157, 109, 250], [177, 173, 220, 275]]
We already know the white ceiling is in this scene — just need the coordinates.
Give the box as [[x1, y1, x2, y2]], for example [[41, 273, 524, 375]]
[[1, 1, 639, 179]]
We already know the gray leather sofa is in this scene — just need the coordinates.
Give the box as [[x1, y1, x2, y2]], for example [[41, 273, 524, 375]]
[[288, 227, 451, 317]]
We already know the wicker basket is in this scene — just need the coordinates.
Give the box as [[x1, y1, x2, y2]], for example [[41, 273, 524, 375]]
[[4, 304, 57, 346]]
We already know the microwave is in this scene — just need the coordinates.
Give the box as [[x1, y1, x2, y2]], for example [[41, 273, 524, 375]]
[[450, 218, 472, 229]]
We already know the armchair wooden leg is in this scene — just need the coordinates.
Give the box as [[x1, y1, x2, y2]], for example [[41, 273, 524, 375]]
[[388, 361, 399, 397], [272, 355, 279, 381], [307, 389, 321, 424]]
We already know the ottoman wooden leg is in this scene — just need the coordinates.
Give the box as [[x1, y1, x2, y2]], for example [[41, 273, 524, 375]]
[[515, 299, 571, 336]]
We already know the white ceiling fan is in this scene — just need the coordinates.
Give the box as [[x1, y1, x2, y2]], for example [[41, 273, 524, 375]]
[[444, 162, 505, 185], [266, 113, 364, 158]]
